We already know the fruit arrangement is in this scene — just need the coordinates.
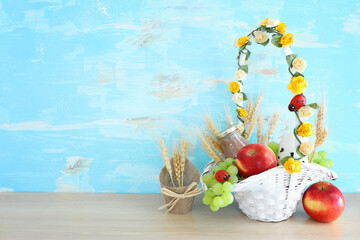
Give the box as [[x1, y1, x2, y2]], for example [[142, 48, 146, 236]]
[[197, 19, 341, 222], [202, 158, 239, 211]]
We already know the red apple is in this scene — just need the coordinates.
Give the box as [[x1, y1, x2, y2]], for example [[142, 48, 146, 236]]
[[302, 181, 345, 222], [235, 143, 277, 178]]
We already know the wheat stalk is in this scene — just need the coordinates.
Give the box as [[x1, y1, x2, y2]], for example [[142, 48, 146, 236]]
[[244, 98, 253, 128], [205, 114, 219, 138], [315, 128, 328, 148], [180, 139, 187, 187], [204, 132, 224, 155], [250, 93, 263, 119], [225, 105, 234, 126], [198, 135, 223, 164], [310, 97, 328, 163], [261, 134, 267, 145], [244, 93, 263, 135], [173, 146, 181, 187], [316, 101, 327, 139], [267, 112, 280, 144], [257, 116, 263, 143], [244, 112, 258, 140], [311, 128, 328, 163], [160, 139, 175, 187], [246, 98, 253, 115]]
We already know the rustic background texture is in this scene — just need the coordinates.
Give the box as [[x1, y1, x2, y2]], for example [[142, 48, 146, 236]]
[[0, 0, 359, 193]]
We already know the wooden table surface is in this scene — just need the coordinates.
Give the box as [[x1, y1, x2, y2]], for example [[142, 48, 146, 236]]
[[0, 193, 359, 240]]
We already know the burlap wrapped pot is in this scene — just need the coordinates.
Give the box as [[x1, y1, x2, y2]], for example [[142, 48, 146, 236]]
[[159, 159, 201, 214]]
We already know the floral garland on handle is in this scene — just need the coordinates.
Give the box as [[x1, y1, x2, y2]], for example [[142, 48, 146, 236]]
[[230, 19, 321, 174]]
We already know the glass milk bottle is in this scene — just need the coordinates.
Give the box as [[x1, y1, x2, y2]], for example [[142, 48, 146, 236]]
[[217, 125, 250, 159]]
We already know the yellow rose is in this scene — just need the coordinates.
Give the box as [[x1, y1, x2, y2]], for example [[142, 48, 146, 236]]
[[237, 36, 249, 47], [276, 22, 286, 34], [292, 58, 307, 73], [253, 31, 268, 44], [238, 108, 248, 118], [299, 142, 314, 156], [261, 18, 269, 26], [298, 105, 314, 119], [280, 33, 294, 46], [297, 122, 314, 137], [287, 76, 307, 94], [229, 82, 240, 93], [284, 158, 301, 174]]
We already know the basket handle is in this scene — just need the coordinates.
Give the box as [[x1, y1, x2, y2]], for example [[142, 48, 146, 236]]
[[200, 160, 217, 190]]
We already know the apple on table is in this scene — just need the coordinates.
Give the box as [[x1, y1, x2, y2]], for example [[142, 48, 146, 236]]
[[302, 181, 345, 222]]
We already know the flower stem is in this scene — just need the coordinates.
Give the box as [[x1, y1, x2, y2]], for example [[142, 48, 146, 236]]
[[247, 27, 260, 37], [309, 148, 317, 163], [293, 128, 302, 145], [294, 111, 303, 125], [288, 67, 294, 77], [237, 115, 244, 123]]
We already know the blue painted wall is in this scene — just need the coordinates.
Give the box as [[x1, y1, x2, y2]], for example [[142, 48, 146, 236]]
[[0, 0, 359, 193]]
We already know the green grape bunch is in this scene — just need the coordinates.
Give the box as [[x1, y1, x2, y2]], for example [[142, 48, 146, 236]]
[[310, 150, 334, 169], [201, 158, 238, 212]]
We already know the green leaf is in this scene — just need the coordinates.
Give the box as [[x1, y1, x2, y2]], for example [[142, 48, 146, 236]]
[[259, 26, 267, 31], [280, 156, 292, 166], [238, 65, 248, 74], [239, 46, 246, 52], [245, 50, 251, 61], [271, 34, 282, 48], [296, 146, 306, 158], [293, 72, 304, 78], [308, 103, 319, 109], [286, 54, 298, 67], [267, 28, 279, 34], [259, 38, 269, 47], [242, 92, 248, 101]]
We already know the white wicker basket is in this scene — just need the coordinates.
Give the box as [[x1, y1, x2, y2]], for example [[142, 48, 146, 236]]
[[201, 160, 337, 222]]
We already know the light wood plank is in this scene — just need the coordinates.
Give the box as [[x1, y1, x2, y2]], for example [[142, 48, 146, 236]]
[[0, 193, 359, 239]]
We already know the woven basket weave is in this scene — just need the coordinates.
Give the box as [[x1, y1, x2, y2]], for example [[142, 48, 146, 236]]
[[201, 160, 337, 222]]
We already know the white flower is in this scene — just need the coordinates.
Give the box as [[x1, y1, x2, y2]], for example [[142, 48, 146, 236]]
[[292, 58, 307, 73], [233, 38, 239, 47], [253, 31, 268, 44], [235, 69, 247, 81], [299, 142, 314, 155], [232, 92, 243, 104], [266, 19, 279, 28], [298, 105, 314, 119]]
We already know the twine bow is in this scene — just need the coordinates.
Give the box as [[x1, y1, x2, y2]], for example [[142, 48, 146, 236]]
[[158, 182, 204, 214]]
